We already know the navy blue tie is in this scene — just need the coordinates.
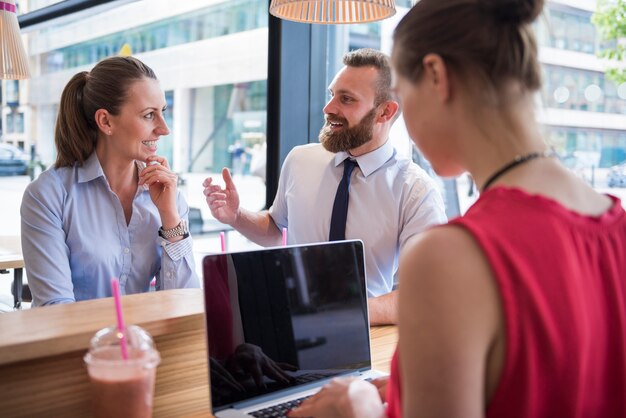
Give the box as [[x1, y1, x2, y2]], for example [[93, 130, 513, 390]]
[[329, 159, 358, 241]]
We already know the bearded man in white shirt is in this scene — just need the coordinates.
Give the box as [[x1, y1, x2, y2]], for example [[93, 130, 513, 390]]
[[203, 48, 446, 325]]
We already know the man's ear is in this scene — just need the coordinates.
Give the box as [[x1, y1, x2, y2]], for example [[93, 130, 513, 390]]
[[422, 53, 450, 102], [378, 100, 400, 123], [94, 109, 113, 135]]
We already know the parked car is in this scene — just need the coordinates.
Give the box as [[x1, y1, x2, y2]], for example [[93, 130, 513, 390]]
[[607, 162, 626, 188], [0, 143, 29, 176]]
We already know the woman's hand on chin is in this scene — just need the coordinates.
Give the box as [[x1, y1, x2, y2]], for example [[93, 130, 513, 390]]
[[138, 155, 179, 224]]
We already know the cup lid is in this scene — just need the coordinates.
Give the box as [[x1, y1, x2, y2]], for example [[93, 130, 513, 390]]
[[84, 325, 160, 366], [83, 325, 161, 373], [90, 324, 155, 351]]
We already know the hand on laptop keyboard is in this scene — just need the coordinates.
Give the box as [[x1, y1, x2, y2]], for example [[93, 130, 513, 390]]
[[370, 376, 389, 402], [249, 396, 309, 418], [286, 377, 385, 418]]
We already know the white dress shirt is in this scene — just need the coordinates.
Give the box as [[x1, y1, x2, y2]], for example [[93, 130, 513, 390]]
[[269, 141, 447, 296]]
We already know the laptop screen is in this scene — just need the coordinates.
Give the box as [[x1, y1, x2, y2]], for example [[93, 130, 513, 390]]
[[202, 240, 371, 411]]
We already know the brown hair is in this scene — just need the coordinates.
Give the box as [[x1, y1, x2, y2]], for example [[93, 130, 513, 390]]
[[343, 48, 393, 105], [392, 0, 544, 102], [54, 56, 157, 167]]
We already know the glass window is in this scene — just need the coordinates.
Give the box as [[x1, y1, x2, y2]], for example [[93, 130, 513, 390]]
[[4, 0, 625, 245], [8, 112, 25, 134], [545, 126, 626, 187], [4, 80, 19, 105], [318, 3, 626, 210], [535, 5, 597, 54], [15, 0, 269, 251], [541, 65, 626, 115]]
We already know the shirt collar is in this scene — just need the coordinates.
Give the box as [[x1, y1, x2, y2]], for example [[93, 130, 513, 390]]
[[77, 152, 105, 183], [333, 139, 395, 177], [77, 152, 148, 190]]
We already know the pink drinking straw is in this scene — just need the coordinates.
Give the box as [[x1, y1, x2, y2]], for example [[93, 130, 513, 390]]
[[220, 231, 226, 253], [111, 278, 129, 360], [282, 227, 287, 246]]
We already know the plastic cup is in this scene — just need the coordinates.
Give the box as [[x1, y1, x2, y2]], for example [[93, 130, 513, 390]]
[[84, 325, 161, 418]]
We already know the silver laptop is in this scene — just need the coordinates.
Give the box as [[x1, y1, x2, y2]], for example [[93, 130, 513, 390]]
[[202, 240, 385, 418]]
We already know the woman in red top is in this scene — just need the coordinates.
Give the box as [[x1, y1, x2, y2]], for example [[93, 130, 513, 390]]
[[289, 0, 626, 417]]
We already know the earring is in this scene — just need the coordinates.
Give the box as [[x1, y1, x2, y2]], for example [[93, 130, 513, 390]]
[[108, 131, 112, 135]]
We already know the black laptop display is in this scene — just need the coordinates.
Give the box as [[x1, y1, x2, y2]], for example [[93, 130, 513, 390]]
[[202, 240, 371, 412]]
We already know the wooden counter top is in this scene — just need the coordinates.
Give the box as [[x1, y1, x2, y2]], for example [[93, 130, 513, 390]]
[[0, 288, 204, 365], [0, 288, 398, 417], [0, 289, 209, 417]]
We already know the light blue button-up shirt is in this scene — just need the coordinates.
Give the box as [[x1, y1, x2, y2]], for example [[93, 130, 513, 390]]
[[269, 141, 447, 296], [21, 152, 199, 306]]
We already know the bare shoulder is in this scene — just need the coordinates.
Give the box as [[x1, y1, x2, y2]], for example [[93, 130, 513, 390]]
[[400, 225, 491, 290], [518, 162, 613, 216], [398, 225, 504, 417], [399, 224, 501, 341]]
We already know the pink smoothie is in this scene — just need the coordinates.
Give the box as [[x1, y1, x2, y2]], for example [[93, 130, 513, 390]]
[[86, 346, 158, 418]]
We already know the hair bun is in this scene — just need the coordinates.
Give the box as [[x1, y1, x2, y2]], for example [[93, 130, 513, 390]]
[[482, 0, 544, 25]]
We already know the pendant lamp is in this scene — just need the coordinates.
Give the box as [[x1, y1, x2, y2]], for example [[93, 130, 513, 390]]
[[269, 0, 396, 24], [0, 0, 30, 79]]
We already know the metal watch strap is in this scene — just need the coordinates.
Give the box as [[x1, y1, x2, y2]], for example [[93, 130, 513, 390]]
[[159, 220, 188, 239]]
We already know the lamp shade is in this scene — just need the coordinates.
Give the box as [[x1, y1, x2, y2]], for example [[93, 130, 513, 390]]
[[0, 0, 30, 79], [269, 0, 396, 24]]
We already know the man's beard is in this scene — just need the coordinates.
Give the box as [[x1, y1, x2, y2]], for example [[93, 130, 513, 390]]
[[319, 107, 378, 153]]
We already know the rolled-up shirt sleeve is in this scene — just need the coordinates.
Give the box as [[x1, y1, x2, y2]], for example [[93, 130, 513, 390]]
[[268, 150, 293, 230], [394, 176, 447, 288], [156, 197, 200, 290], [398, 180, 448, 251]]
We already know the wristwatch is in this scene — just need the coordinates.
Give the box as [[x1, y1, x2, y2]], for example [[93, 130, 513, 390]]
[[158, 220, 189, 239]]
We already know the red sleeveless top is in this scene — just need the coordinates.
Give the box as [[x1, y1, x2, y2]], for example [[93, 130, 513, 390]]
[[386, 187, 626, 418]]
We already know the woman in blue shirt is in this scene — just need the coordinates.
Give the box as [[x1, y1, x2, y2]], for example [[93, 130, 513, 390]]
[[21, 56, 200, 306]]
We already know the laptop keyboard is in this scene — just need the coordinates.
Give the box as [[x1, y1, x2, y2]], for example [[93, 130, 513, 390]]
[[247, 377, 373, 417], [248, 396, 309, 418], [293, 372, 336, 384]]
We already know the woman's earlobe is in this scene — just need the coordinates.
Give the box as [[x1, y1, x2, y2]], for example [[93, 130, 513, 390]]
[[94, 108, 113, 134]]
